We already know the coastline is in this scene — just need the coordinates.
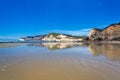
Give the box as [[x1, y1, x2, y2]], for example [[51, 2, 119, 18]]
[[0, 41, 120, 44]]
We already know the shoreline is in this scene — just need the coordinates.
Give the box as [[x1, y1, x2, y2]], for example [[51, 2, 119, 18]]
[[0, 41, 120, 44]]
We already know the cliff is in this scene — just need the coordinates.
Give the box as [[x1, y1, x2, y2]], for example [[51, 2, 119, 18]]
[[88, 23, 120, 41]]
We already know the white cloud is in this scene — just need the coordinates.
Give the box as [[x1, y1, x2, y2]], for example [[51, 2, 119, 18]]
[[48, 28, 92, 36]]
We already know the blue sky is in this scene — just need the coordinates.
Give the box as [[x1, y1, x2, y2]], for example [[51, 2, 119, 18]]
[[0, 0, 120, 39]]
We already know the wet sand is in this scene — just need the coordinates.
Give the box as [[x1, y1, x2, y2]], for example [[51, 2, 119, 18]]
[[0, 43, 120, 80]]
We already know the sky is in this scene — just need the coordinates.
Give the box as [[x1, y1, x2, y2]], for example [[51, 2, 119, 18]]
[[0, 0, 120, 39]]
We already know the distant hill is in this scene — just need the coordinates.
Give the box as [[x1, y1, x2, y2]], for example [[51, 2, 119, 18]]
[[19, 33, 86, 42]]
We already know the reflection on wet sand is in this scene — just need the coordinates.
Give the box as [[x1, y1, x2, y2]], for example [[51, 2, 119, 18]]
[[88, 43, 120, 61], [28, 42, 84, 50], [0, 43, 84, 49], [0, 43, 120, 61]]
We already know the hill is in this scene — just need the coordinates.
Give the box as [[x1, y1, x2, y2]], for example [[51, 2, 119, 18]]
[[19, 33, 86, 42]]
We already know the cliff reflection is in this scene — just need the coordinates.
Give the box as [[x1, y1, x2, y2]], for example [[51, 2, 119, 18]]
[[88, 43, 120, 61], [28, 43, 84, 50], [1, 42, 120, 62]]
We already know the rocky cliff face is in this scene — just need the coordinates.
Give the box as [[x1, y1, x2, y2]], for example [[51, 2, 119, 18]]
[[88, 28, 102, 41], [88, 23, 120, 41]]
